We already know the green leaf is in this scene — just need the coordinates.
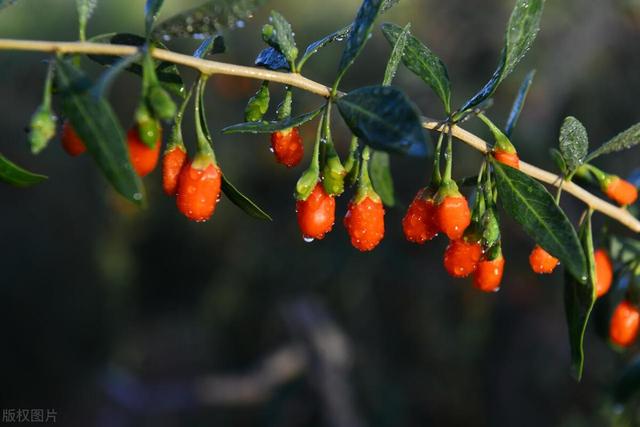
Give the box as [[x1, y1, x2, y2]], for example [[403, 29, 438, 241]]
[[193, 35, 226, 59], [381, 0, 399, 12], [491, 159, 586, 281], [0, 153, 47, 187], [613, 357, 640, 404], [222, 175, 272, 221], [564, 210, 596, 381], [222, 107, 323, 134], [381, 22, 451, 113], [381, 23, 410, 87], [336, 85, 429, 157], [154, 0, 265, 39], [55, 59, 144, 205], [145, 0, 164, 35], [336, 0, 384, 81], [297, 25, 351, 70], [586, 122, 640, 162], [549, 148, 568, 176], [505, 69, 535, 136], [76, 0, 98, 39], [268, 11, 298, 67], [369, 150, 395, 206], [459, 0, 545, 112], [559, 116, 589, 173]]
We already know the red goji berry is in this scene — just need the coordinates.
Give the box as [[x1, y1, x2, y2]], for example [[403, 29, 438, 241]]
[[435, 196, 471, 240], [402, 189, 439, 244], [594, 248, 613, 298], [162, 145, 187, 196], [473, 254, 505, 292], [127, 125, 162, 177], [493, 149, 520, 169], [609, 300, 640, 347], [529, 245, 559, 274], [271, 127, 303, 168], [344, 196, 385, 252], [603, 176, 638, 206], [176, 155, 222, 222], [61, 120, 86, 156], [296, 182, 335, 240], [443, 239, 482, 278]]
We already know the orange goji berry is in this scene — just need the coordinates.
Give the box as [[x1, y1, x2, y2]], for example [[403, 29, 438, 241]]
[[271, 127, 303, 168], [402, 189, 438, 244], [162, 145, 187, 196], [609, 300, 640, 347], [344, 196, 385, 252], [176, 155, 222, 222], [594, 248, 613, 298], [603, 176, 638, 206], [61, 120, 86, 156], [473, 254, 505, 292], [435, 196, 471, 240], [493, 149, 520, 169], [529, 245, 559, 274], [127, 125, 162, 177], [443, 239, 483, 278], [296, 182, 335, 240]]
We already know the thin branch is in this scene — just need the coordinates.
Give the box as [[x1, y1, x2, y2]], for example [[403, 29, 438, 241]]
[[0, 38, 638, 233]]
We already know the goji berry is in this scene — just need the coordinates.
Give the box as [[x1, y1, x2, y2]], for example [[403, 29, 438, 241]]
[[529, 245, 559, 274], [162, 145, 187, 196], [176, 154, 222, 222], [402, 189, 438, 244], [594, 248, 613, 298], [493, 149, 520, 169], [443, 239, 483, 278], [344, 195, 385, 251], [127, 125, 161, 177], [473, 254, 505, 292], [603, 176, 638, 206], [609, 300, 640, 347], [296, 182, 335, 240], [435, 195, 472, 240], [271, 127, 303, 168], [61, 120, 86, 156]]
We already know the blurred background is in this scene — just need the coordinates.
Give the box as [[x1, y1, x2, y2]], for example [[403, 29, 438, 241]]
[[1, 0, 640, 425]]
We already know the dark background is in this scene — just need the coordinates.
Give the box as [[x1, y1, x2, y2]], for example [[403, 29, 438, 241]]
[[1, 0, 640, 426]]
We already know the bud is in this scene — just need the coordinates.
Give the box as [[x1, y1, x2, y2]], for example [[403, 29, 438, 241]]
[[28, 106, 57, 154], [148, 85, 177, 120], [322, 151, 346, 196], [244, 81, 270, 122], [135, 105, 161, 148], [295, 168, 320, 201]]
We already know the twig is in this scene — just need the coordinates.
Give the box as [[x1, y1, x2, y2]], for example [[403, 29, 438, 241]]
[[0, 38, 638, 232]]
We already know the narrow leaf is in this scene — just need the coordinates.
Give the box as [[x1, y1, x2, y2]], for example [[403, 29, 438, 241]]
[[586, 123, 640, 161], [145, 0, 164, 35], [255, 47, 290, 71], [222, 175, 272, 221], [92, 52, 143, 97], [0, 153, 47, 187], [337, 0, 384, 80], [55, 59, 144, 205], [564, 210, 596, 381], [269, 11, 297, 66], [381, 22, 451, 112], [298, 25, 351, 69], [222, 107, 323, 134], [193, 35, 226, 59], [369, 150, 395, 206], [76, 0, 98, 39], [336, 85, 429, 157], [382, 23, 410, 87], [559, 116, 588, 173], [492, 159, 586, 281], [505, 69, 535, 136]]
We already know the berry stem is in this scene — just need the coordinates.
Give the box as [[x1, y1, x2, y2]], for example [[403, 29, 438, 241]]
[[194, 75, 216, 161], [431, 131, 444, 187], [443, 126, 454, 183]]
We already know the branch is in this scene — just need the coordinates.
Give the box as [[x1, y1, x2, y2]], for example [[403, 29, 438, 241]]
[[0, 38, 638, 233]]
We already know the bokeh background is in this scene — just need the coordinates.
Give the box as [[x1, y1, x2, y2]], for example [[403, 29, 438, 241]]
[[1, 0, 640, 426]]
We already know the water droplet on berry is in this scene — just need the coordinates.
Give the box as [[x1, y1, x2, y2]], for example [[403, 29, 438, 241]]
[[303, 236, 315, 243]]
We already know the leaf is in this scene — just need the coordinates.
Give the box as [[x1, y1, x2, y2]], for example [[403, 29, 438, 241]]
[[549, 148, 568, 176], [76, 0, 98, 37], [381, 22, 451, 113], [613, 357, 640, 404], [336, 85, 429, 157], [268, 11, 297, 66], [55, 59, 144, 205], [459, 0, 545, 112], [193, 35, 226, 59], [298, 25, 351, 70], [559, 116, 589, 173], [586, 123, 640, 162], [255, 47, 290, 71], [369, 150, 395, 206], [381, 23, 410, 87], [491, 159, 586, 281], [564, 210, 596, 381], [154, 0, 266, 39], [222, 107, 323, 134], [88, 33, 185, 98], [222, 175, 272, 221], [336, 0, 385, 80], [145, 0, 164, 35], [0, 153, 47, 187], [505, 69, 535, 136], [381, 0, 399, 12]]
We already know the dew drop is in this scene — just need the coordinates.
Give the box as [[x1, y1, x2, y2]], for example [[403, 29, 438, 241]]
[[133, 192, 143, 201], [303, 236, 315, 243]]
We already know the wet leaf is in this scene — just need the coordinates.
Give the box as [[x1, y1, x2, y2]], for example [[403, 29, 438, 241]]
[[559, 116, 588, 173], [369, 150, 395, 206], [255, 47, 290, 71], [76, 0, 98, 37], [381, 23, 410, 87], [505, 69, 535, 136], [145, 0, 164, 35], [586, 122, 640, 162], [268, 11, 297, 66], [222, 107, 323, 134], [0, 153, 47, 187], [222, 175, 272, 221], [298, 26, 351, 69], [193, 35, 226, 58]]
